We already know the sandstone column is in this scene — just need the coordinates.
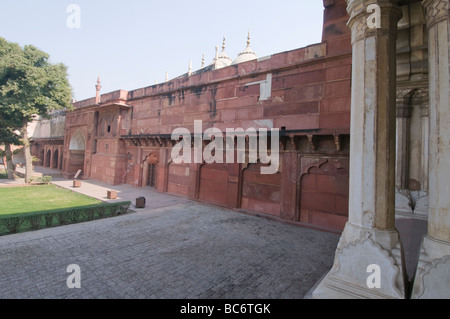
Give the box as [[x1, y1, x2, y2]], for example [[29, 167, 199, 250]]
[[313, 0, 407, 299], [411, 0, 450, 299]]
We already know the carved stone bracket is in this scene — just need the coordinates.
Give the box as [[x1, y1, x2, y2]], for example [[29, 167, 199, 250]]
[[334, 135, 341, 151], [307, 134, 317, 151], [121, 135, 173, 147]]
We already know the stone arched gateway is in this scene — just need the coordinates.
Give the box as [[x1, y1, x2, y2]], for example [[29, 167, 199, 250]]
[[68, 129, 86, 175], [141, 152, 159, 188], [52, 149, 59, 169], [39, 149, 44, 166], [45, 150, 51, 168]]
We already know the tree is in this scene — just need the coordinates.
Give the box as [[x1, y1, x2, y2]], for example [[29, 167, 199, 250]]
[[0, 37, 73, 182], [0, 127, 22, 179]]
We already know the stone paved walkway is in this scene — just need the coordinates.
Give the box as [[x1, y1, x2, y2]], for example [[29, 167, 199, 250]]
[[0, 168, 340, 299]]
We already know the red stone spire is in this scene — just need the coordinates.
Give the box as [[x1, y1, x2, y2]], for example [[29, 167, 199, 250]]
[[95, 75, 102, 104]]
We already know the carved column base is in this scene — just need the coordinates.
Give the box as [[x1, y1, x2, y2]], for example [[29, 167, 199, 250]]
[[411, 236, 450, 299], [395, 189, 413, 215], [312, 222, 407, 299], [411, 191, 429, 218]]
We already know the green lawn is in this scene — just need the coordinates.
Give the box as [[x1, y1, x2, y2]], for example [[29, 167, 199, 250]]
[[0, 184, 102, 215]]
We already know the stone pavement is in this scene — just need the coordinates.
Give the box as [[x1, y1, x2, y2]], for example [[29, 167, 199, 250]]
[[0, 168, 341, 299]]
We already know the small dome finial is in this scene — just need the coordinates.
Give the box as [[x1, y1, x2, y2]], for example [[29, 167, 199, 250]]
[[215, 45, 219, 60], [222, 36, 226, 52], [211, 37, 232, 70], [188, 61, 193, 75], [95, 75, 102, 104], [231, 32, 258, 65], [201, 54, 205, 68]]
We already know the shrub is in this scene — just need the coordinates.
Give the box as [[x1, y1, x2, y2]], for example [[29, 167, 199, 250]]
[[29, 176, 52, 184], [84, 209, 95, 221], [55, 212, 68, 225], [28, 215, 42, 231], [96, 205, 106, 219], [67, 209, 82, 224], [0, 201, 132, 236], [42, 176, 52, 184], [1, 216, 26, 234], [44, 213, 55, 227]]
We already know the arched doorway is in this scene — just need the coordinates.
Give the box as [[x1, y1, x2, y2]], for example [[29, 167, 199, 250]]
[[45, 150, 51, 167], [142, 153, 159, 188], [52, 149, 59, 169], [68, 129, 86, 175], [39, 149, 44, 166]]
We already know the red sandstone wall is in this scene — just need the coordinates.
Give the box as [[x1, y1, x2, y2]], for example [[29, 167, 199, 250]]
[[322, 0, 352, 56], [198, 163, 230, 207], [167, 162, 190, 196], [63, 0, 352, 232], [126, 42, 351, 136], [241, 163, 282, 217]]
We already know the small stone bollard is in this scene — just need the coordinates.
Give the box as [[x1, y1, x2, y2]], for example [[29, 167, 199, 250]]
[[136, 197, 146, 208], [73, 180, 82, 188], [107, 190, 118, 200]]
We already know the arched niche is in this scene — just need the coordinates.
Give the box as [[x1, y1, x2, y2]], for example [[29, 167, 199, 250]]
[[141, 152, 159, 188], [241, 161, 281, 217], [68, 129, 86, 174], [53, 149, 59, 169], [299, 159, 349, 232]]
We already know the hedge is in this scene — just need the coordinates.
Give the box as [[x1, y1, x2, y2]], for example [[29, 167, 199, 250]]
[[0, 201, 132, 236]]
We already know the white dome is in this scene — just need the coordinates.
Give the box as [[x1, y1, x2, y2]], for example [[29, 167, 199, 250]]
[[215, 56, 232, 69], [210, 37, 232, 70], [232, 32, 258, 65], [232, 49, 258, 65]]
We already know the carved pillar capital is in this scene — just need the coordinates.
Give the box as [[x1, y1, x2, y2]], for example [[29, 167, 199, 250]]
[[423, 0, 449, 28], [413, 88, 430, 117], [346, 0, 402, 43], [396, 105, 413, 118]]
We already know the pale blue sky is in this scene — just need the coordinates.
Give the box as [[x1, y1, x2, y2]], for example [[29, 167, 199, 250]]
[[0, 1, 325, 101]]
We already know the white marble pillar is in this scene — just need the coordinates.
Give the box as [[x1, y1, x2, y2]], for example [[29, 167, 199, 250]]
[[313, 0, 407, 299], [419, 103, 429, 193], [396, 94, 414, 214], [396, 108, 413, 189], [411, 0, 450, 299], [414, 90, 430, 217]]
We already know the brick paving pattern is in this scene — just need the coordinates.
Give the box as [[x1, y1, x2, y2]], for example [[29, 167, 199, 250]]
[[0, 169, 340, 299]]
